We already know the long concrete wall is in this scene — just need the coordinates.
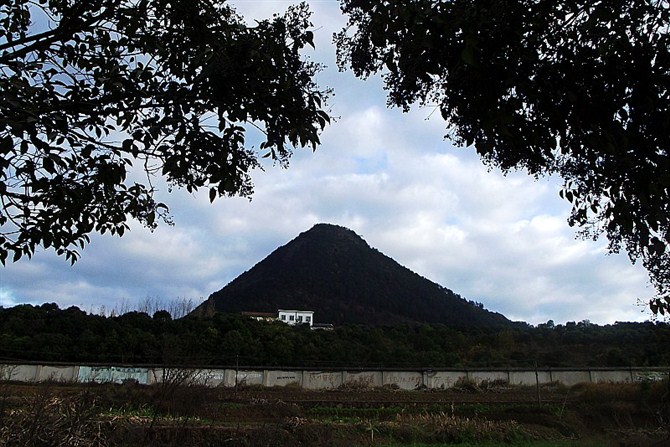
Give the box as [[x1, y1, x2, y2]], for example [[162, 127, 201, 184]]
[[1, 363, 667, 389]]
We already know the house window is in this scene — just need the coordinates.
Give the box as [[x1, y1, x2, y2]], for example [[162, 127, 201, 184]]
[[306, 316, 311, 322], [281, 315, 286, 321], [289, 315, 294, 321], [297, 316, 302, 322]]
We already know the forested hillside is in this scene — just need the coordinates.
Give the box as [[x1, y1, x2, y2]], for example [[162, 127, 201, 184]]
[[196, 224, 511, 327], [1, 303, 668, 368]]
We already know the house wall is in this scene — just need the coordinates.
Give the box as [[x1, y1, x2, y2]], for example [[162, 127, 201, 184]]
[[278, 309, 314, 326]]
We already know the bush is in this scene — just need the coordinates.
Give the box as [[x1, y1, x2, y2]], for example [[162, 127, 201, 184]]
[[0, 386, 111, 447]]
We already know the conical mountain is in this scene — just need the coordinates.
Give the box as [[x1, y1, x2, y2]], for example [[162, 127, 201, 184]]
[[194, 223, 512, 327]]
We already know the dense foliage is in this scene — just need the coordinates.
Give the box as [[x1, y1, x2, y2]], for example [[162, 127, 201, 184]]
[[1, 303, 669, 368], [1, 0, 329, 264], [336, 1, 670, 314]]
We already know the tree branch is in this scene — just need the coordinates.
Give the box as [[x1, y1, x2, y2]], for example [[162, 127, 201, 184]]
[[0, 1, 119, 64]]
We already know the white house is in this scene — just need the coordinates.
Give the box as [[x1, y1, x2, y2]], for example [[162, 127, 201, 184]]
[[277, 309, 314, 327]]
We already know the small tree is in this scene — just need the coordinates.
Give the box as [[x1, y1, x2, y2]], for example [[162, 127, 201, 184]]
[[1, 0, 329, 263]]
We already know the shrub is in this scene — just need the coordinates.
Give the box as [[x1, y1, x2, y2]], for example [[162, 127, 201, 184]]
[[0, 386, 111, 447]]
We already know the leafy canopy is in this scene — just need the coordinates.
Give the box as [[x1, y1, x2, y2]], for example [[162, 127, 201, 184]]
[[0, 0, 330, 264], [335, 0, 670, 314]]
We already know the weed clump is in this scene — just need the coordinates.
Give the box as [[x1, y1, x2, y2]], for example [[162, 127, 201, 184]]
[[0, 387, 112, 447], [452, 377, 511, 393], [376, 412, 528, 444]]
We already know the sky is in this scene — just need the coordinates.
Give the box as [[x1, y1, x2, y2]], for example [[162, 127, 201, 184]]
[[0, 0, 654, 325]]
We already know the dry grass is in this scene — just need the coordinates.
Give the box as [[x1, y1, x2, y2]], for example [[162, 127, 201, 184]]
[[0, 386, 111, 447], [376, 411, 527, 444], [0, 380, 668, 446]]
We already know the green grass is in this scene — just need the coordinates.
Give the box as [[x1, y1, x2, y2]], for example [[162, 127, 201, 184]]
[[380, 441, 610, 447]]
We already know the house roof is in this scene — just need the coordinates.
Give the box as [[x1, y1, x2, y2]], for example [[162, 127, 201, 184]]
[[278, 309, 314, 314]]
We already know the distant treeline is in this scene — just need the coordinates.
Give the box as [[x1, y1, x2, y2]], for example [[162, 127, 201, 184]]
[[0, 303, 669, 368]]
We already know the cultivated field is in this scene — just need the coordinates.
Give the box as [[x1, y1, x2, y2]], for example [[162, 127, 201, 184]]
[[0, 378, 668, 446]]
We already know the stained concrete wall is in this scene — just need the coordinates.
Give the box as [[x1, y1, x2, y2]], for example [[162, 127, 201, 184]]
[[303, 371, 343, 390], [423, 370, 465, 389], [0, 364, 76, 382], [1, 364, 38, 382], [37, 365, 78, 382], [148, 367, 214, 386], [383, 371, 423, 390], [634, 370, 668, 382], [550, 370, 592, 387], [508, 370, 552, 386], [343, 370, 382, 388], [264, 369, 303, 387], [201, 369, 227, 387], [234, 369, 264, 387], [78, 366, 149, 384], [468, 370, 509, 384], [591, 369, 634, 383], [1, 364, 667, 389]]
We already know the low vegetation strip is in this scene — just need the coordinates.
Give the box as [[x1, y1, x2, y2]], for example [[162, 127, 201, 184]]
[[1, 304, 670, 369], [0, 379, 667, 446]]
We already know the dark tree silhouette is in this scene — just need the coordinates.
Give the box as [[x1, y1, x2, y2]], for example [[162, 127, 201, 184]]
[[1, 303, 669, 367], [1, 0, 329, 263], [335, 1, 670, 314]]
